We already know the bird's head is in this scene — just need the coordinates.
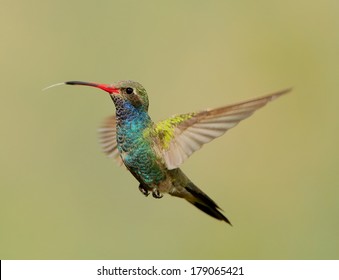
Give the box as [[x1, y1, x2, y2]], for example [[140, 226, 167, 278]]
[[65, 80, 149, 111]]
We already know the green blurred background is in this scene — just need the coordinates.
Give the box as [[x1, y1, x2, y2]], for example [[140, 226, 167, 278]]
[[1, 0, 338, 259]]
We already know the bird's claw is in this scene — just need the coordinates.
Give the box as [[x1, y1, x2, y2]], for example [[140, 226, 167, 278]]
[[138, 184, 150, 197], [152, 189, 163, 199]]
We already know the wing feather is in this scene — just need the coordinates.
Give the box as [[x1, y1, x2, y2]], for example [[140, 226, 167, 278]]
[[152, 88, 290, 169], [98, 116, 123, 166]]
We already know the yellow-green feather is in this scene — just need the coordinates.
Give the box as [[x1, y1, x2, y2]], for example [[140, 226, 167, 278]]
[[146, 113, 195, 149]]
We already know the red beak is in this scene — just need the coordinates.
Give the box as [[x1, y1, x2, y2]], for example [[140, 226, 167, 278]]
[[65, 81, 119, 94]]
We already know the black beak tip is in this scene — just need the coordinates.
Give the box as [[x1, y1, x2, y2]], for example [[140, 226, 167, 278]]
[[65, 81, 83, 85]]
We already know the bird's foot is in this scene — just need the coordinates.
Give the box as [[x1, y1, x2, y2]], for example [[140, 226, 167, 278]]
[[152, 189, 163, 199], [138, 184, 150, 197]]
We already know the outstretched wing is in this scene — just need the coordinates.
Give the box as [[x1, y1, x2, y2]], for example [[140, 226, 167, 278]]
[[151, 88, 291, 170], [98, 116, 123, 166]]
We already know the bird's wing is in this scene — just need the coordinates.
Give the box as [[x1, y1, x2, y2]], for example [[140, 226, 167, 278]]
[[150, 89, 290, 170], [98, 116, 123, 166]]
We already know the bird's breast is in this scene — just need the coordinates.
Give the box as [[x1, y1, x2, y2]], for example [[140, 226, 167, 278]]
[[116, 122, 166, 185]]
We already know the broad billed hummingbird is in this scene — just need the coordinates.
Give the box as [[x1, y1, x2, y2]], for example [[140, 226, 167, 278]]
[[64, 80, 290, 225]]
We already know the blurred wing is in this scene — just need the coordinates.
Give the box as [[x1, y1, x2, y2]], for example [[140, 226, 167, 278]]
[[98, 116, 123, 166], [153, 89, 290, 169]]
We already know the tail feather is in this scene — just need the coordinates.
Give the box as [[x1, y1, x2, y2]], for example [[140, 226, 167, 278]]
[[185, 183, 232, 225]]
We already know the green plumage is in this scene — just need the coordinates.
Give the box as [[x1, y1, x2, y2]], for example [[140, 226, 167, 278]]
[[148, 113, 195, 149]]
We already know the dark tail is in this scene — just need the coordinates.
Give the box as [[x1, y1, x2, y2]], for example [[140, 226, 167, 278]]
[[185, 182, 232, 225]]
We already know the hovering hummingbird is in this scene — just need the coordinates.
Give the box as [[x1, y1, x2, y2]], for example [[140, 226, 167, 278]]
[[63, 80, 290, 225]]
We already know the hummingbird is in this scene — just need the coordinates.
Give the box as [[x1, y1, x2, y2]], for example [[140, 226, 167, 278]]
[[63, 80, 290, 225]]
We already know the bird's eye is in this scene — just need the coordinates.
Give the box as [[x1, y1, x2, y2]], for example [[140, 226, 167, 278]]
[[126, 87, 134, 94]]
